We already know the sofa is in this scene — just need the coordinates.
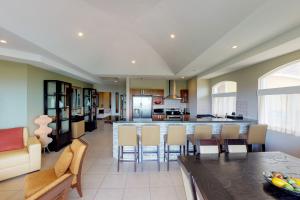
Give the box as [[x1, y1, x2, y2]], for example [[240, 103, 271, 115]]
[[0, 127, 41, 181]]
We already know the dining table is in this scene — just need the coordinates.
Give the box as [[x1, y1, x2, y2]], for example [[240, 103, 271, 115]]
[[178, 152, 300, 200]]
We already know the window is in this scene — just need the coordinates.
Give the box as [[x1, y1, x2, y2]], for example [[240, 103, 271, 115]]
[[212, 81, 237, 116], [258, 60, 300, 136]]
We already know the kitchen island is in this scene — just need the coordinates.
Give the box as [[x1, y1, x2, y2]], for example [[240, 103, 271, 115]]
[[113, 118, 257, 161]]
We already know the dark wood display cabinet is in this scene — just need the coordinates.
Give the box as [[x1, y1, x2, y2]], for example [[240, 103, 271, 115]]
[[83, 88, 97, 132], [44, 80, 72, 152]]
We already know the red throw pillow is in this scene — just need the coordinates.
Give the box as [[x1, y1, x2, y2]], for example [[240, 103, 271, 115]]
[[0, 127, 24, 152]]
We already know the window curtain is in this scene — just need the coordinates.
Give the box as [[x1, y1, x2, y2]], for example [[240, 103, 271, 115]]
[[259, 94, 300, 136], [212, 96, 236, 117]]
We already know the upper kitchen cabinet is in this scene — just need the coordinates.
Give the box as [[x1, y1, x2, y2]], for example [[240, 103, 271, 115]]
[[130, 89, 141, 96], [151, 89, 164, 96], [180, 89, 189, 103], [130, 88, 164, 96]]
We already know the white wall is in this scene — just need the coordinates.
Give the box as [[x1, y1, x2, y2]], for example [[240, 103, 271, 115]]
[[188, 78, 197, 117], [93, 83, 126, 115], [197, 78, 211, 115], [209, 49, 300, 157]]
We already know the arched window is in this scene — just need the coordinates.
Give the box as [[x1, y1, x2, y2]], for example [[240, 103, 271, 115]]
[[258, 60, 300, 136], [212, 81, 237, 116]]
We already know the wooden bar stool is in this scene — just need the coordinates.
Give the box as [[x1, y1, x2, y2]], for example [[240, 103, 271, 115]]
[[118, 125, 139, 172], [141, 125, 160, 171], [187, 125, 212, 155], [247, 124, 268, 152], [164, 125, 186, 171], [220, 124, 240, 151]]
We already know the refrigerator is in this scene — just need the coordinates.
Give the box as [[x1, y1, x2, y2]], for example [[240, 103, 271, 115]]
[[132, 96, 152, 121]]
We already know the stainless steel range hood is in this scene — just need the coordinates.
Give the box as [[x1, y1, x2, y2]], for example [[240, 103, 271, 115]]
[[164, 80, 182, 100]]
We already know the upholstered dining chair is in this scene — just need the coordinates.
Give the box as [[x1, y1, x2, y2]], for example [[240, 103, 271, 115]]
[[187, 125, 213, 155], [224, 139, 248, 153], [247, 124, 268, 152], [199, 139, 220, 154], [24, 139, 88, 199]]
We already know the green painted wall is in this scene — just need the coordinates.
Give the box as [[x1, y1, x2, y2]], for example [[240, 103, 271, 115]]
[[0, 60, 92, 134], [27, 65, 92, 133], [0, 60, 28, 129]]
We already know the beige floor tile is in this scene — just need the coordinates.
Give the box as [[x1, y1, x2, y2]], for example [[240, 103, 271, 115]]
[[0, 121, 185, 200], [0, 190, 23, 200], [126, 173, 150, 188], [150, 186, 179, 200], [169, 171, 184, 186], [82, 174, 105, 189], [69, 188, 97, 200], [94, 189, 124, 200], [0, 176, 24, 191], [175, 186, 187, 200], [100, 174, 127, 188], [123, 188, 150, 200], [149, 172, 172, 187]]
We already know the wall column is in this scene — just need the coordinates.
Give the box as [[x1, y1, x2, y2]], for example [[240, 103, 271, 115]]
[[126, 77, 130, 120]]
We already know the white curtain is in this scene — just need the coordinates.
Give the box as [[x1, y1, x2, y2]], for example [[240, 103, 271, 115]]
[[212, 96, 236, 117], [259, 94, 300, 136]]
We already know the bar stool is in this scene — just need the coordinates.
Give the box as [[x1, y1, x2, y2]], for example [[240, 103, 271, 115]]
[[141, 125, 161, 171], [220, 124, 240, 151], [247, 124, 268, 152], [164, 125, 186, 171], [187, 125, 212, 155], [118, 125, 139, 172]]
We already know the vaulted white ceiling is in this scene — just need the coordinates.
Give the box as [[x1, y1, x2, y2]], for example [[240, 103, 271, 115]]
[[0, 0, 300, 83]]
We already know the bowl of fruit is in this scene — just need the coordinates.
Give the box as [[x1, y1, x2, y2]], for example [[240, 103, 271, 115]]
[[263, 171, 300, 196]]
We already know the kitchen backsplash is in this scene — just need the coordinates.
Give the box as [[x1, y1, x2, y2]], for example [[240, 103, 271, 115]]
[[153, 99, 187, 110]]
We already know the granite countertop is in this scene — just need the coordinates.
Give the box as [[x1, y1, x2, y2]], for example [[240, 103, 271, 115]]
[[114, 117, 257, 124]]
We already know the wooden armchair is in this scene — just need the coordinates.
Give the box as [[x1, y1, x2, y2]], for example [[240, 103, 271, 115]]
[[25, 173, 73, 200], [24, 139, 88, 199]]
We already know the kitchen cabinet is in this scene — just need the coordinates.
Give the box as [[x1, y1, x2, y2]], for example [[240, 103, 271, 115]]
[[130, 88, 164, 96], [183, 114, 190, 121], [152, 114, 166, 121], [152, 89, 164, 96], [130, 89, 141, 96], [180, 89, 189, 103]]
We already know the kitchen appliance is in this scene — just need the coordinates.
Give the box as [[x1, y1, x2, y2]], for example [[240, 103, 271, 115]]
[[132, 96, 152, 120], [165, 109, 182, 121], [164, 80, 182, 100], [153, 108, 164, 114]]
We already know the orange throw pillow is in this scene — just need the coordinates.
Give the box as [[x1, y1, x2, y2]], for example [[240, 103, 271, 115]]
[[0, 127, 24, 152], [54, 146, 73, 177]]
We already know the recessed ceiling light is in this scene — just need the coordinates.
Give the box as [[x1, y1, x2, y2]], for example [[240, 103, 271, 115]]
[[131, 60, 136, 64], [170, 34, 176, 39], [181, 76, 185, 79], [114, 80, 118, 83], [77, 32, 84, 37], [232, 45, 238, 49], [0, 40, 7, 44]]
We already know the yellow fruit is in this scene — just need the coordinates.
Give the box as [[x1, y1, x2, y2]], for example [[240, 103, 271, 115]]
[[291, 178, 300, 186], [272, 177, 287, 188]]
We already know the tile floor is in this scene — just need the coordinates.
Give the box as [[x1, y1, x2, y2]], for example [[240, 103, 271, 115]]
[[0, 121, 186, 200]]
